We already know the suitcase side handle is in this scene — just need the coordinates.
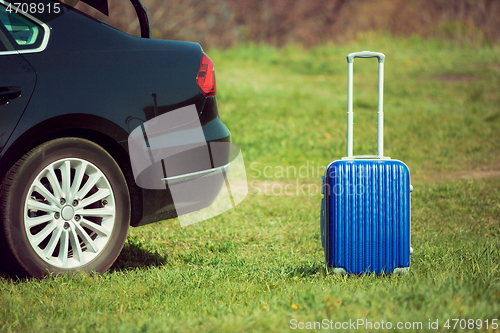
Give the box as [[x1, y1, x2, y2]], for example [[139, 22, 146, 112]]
[[346, 51, 385, 159]]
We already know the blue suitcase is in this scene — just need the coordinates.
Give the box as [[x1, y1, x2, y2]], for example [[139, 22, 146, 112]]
[[321, 51, 412, 274]]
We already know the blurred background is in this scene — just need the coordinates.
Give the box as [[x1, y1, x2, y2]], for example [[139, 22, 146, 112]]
[[76, 0, 499, 48]]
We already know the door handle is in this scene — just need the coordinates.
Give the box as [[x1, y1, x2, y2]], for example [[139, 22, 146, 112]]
[[0, 86, 22, 106]]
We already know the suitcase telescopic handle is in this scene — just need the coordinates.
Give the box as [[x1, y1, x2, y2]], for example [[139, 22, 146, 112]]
[[346, 51, 386, 159], [347, 51, 385, 63]]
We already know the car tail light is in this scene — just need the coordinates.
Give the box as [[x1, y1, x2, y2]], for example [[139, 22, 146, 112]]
[[196, 53, 216, 97]]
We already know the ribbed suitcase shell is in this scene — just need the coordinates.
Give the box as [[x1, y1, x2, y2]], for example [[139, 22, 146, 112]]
[[324, 159, 410, 274]]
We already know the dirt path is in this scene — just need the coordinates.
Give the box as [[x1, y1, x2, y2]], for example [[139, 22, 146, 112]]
[[416, 162, 500, 183], [246, 165, 500, 197]]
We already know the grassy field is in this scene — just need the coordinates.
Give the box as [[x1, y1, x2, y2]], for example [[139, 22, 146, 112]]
[[1, 35, 500, 332]]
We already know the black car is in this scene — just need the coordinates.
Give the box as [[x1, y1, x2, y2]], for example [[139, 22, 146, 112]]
[[0, 0, 231, 277]]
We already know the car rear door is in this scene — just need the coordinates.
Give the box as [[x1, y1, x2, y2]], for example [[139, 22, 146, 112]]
[[0, 3, 38, 153], [0, 54, 36, 154]]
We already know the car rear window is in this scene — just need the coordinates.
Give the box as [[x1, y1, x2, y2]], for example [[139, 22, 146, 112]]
[[0, 26, 12, 51], [0, 4, 44, 50], [73, 0, 141, 38]]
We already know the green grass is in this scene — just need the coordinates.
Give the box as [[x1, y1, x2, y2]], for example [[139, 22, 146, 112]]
[[211, 35, 500, 181], [1, 35, 500, 332]]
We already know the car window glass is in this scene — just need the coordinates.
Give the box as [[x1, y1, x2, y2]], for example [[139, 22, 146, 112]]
[[0, 28, 10, 51], [72, 0, 141, 37], [0, 4, 43, 50]]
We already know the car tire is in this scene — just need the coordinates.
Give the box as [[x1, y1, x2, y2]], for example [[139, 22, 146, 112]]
[[0, 137, 130, 278]]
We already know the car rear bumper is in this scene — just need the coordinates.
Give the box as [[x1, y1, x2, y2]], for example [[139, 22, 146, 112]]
[[128, 99, 232, 227], [162, 162, 230, 186]]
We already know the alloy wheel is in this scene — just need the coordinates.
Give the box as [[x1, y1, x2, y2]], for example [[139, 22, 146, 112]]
[[24, 158, 116, 269]]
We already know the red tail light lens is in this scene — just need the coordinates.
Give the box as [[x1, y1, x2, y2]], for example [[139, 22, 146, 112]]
[[196, 53, 216, 97]]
